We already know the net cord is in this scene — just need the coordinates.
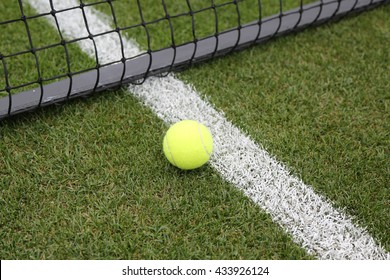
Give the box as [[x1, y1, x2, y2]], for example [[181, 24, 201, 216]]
[[0, 0, 388, 120]]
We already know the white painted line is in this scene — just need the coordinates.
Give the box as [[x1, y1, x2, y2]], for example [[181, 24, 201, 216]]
[[28, 0, 389, 259]]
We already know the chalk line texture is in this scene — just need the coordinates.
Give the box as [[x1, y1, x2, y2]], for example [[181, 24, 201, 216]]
[[27, 0, 389, 259]]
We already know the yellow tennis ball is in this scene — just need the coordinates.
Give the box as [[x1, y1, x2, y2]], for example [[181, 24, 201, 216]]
[[163, 120, 213, 170]]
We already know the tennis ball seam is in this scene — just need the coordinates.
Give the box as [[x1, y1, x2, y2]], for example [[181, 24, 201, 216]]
[[163, 120, 213, 170], [197, 122, 212, 157], [164, 134, 178, 167]]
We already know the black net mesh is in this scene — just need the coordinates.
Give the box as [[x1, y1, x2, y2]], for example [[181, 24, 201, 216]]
[[0, 0, 388, 119]]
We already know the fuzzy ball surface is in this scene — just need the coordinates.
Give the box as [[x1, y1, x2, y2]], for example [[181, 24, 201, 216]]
[[163, 120, 213, 170]]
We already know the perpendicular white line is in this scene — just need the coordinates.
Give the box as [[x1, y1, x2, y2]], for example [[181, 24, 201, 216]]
[[28, 0, 389, 259]]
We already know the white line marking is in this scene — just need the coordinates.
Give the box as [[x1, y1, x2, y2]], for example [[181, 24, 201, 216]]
[[28, 0, 389, 259]]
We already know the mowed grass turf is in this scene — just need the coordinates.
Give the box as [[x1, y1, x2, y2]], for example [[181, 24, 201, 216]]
[[0, 0, 315, 259], [98, 0, 390, 252], [0, 0, 314, 96], [0, 0, 389, 259], [0, 0, 96, 96], [0, 90, 311, 260], [179, 5, 390, 251]]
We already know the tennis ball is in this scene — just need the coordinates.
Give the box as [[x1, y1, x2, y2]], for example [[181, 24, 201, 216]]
[[163, 120, 213, 170]]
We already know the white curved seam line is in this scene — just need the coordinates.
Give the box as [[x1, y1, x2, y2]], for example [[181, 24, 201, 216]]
[[197, 122, 212, 157]]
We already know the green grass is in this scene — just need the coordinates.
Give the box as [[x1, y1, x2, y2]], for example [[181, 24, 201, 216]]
[[0, 0, 95, 96], [0, 92, 311, 259], [90, 0, 315, 51], [179, 6, 390, 250], [1, 0, 315, 96], [0, 0, 389, 259]]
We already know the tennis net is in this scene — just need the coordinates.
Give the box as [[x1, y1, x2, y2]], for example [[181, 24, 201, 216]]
[[0, 0, 388, 119]]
